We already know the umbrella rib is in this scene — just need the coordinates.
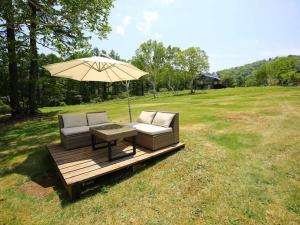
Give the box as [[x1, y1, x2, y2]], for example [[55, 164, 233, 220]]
[[104, 68, 113, 82], [101, 63, 107, 71], [80, 62, 96, 81], [110, 67, 126, 83], [121, 63, 147, 73], [102, 63, 116, 72], [114, 65, 138, 80], [52, 61, 86, 76]]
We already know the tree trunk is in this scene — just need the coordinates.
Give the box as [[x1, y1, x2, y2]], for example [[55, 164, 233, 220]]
[[28, 0, 38, 115], [140, 79, 144, 96], [168, 74, 175, 95], [112, 83, 118, 96], [5, 0, 21, 117], [151, 72, 157, 98], [102, 82, 107, 100], [152, 81, 156, 98], [190, 78, 195, 94]]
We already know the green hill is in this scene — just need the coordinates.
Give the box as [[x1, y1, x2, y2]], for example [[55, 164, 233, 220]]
[[217, 55, 300, 87]]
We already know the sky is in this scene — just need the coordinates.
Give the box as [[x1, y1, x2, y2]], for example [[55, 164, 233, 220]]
[[40, 0, 300, 72]]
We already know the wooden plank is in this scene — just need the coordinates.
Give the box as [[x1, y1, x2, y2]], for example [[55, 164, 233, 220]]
[[51, 143, 130, 161], [60, 148, 144, 174], [53, 146, 136, 167], [51, 143, 129, 158], [48, 142, 185, 185], [50, 142, 112, 157], [51, 142, 131, 159], [65, 143, 185, 185], [62, 150, 147, 179]]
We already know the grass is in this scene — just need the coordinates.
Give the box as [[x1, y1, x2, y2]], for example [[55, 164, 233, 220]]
[[0, 86, 300, 225]]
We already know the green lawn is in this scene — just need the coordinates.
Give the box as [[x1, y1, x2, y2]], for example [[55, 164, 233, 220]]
[[0, 86, 300, 225]]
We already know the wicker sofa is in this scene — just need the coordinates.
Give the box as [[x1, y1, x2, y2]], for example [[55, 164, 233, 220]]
[[127, 111, 179, 151], [58, 111, 112, 150]]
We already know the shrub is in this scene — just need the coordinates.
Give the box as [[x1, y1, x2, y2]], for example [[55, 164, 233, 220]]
[[0, 99, 11, 114], [90, 97, 102, 103]]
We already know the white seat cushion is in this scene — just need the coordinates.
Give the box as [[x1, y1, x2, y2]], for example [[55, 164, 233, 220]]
[[152, 112, 175, 128], [61, 126, 89, 136], [62, 113, 88, 128], [128, 122, 172, 135], [87, 112, 109, 125], [137, 111, 156, 124]]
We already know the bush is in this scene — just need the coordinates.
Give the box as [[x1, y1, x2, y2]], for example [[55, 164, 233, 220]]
[[90, 97, 102, 103], [66, 90, 82, 105], [245, 75, 258, 87], [0, 99, 11, 114], [281, 71, 300, 86], [74, 95, 83, 104]]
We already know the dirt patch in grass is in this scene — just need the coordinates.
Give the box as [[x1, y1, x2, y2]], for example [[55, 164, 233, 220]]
[[17, 175, 58, 197], [181, 123, 210, 132], [226, 112, 262, 123]]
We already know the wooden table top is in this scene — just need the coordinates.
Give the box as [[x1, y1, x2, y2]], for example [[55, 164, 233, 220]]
[[90, 124, 137, 141]]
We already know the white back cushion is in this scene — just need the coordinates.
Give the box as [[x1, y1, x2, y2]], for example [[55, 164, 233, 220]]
[[137, 111, 156, 124], [62, 113, 87, 128], [87, 112, 109, 125], [152, 112, 175, 128]]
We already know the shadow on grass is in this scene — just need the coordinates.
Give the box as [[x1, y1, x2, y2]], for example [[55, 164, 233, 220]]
[[7, 145, 182, 207], [1, 124, 183, 207], [0, 111, 183, 206], [71, 149, 182, 206], [168, 91, 208, 97]]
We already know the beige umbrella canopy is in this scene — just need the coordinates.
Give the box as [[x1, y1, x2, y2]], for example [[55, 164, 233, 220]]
[[43, 56, 148, 122], [43, 56, 147, 82]]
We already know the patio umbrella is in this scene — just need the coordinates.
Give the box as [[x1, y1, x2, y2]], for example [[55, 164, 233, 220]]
[[43, 56, 148, 122]]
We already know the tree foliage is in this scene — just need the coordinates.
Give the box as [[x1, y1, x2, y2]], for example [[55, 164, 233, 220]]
[[132, 40, 210, 96], [0, 0, 114, 116], [218, 55, 300, 87], [132, 40, 166, 98]]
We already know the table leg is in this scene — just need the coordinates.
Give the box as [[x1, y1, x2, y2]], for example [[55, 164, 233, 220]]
[[108, 141, 112, 161], [91, 135, 96, 150], [109, 136, 137, 161], [132, 136, 136, 155]]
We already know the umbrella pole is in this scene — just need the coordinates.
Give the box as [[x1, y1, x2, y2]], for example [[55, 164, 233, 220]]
[[126, 81, 132, 122]]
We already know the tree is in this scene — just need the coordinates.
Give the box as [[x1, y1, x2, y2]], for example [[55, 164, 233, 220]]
[[218, 60, 267, 87], [39, 53, 66, 106], [108, 49, 122, 97], [179, 47, 209, 93], [245, 74, 258, 87], [267, 57, 295, 85], [133, 40, 165, 98], [165, 46, 181, 94], [252, 64, 268, 86], [1, 0, 21, 117], [1, 0, 114, 115]]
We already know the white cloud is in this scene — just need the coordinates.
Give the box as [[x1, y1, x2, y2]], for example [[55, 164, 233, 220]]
[[115, 15, 132, 36], [160, 0, 175, 5], [122, 16, 131, 26], [137, 11, 159, 35], [115, 25, 125, 35], [153, 32, 162, 40]]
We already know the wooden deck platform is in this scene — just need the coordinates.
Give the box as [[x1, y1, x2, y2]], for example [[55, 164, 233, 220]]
[[48, 141, 185, 200]]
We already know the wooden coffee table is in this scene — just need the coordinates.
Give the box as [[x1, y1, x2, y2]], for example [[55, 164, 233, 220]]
[[90, 124, 138, 162]]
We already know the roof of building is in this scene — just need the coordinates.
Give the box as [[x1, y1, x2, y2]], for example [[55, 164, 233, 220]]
[[200, 72, 221, 81]]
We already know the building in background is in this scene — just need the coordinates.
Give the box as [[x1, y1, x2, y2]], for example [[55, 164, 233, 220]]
[[195, 72, 224, 89]]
